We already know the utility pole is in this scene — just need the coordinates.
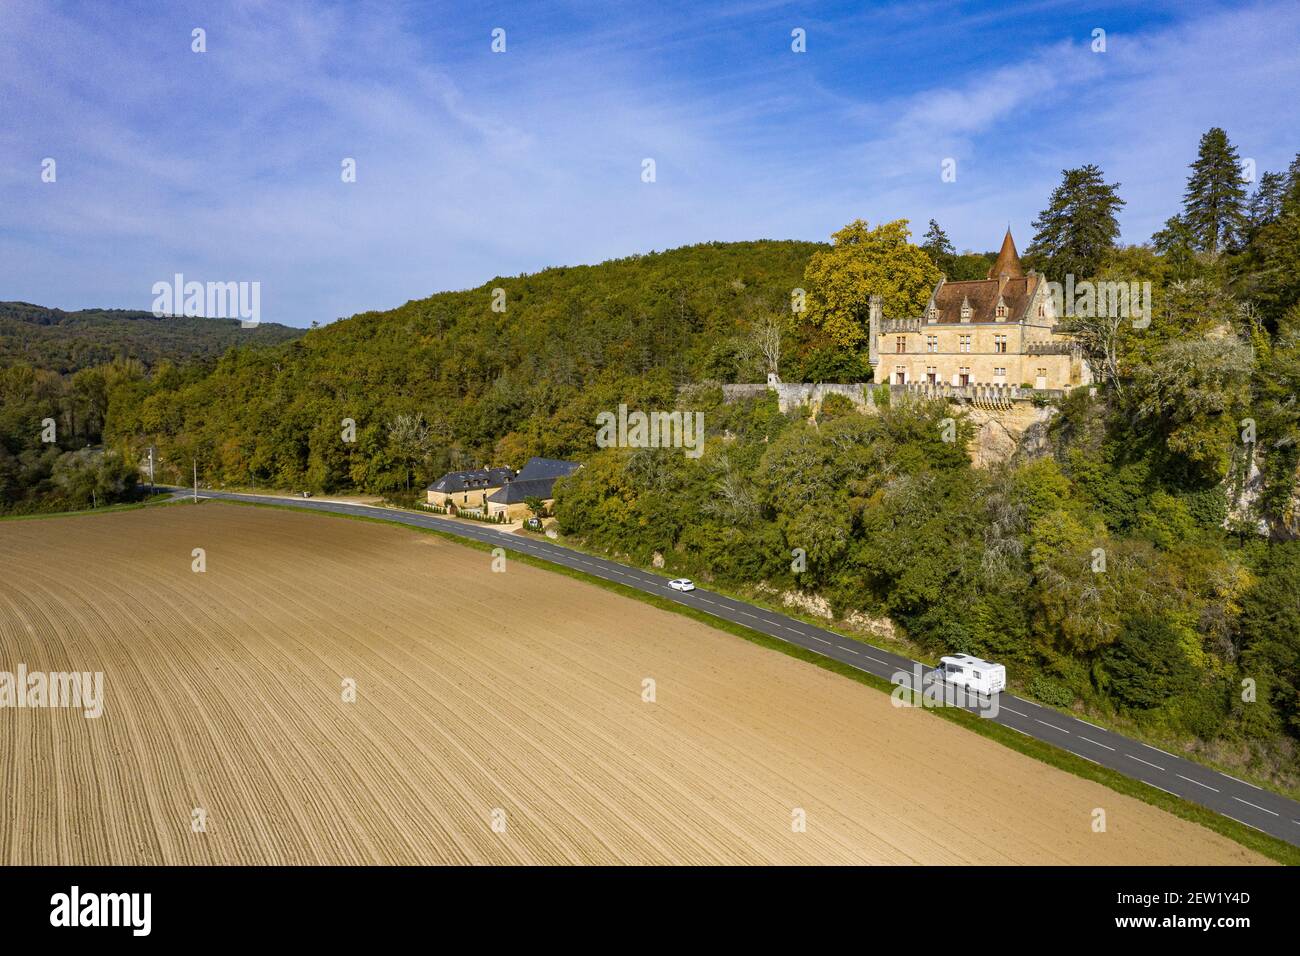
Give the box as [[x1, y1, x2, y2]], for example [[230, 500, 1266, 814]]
[[193, 458, 198, 504]]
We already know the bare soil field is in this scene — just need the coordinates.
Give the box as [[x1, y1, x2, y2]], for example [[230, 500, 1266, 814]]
[[0, 503, 1266, 864]]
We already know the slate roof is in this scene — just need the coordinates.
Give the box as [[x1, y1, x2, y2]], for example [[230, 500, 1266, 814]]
[[515, 457, 582, 481], [427, 466, 515, 494], [485, 457, 580, 504]]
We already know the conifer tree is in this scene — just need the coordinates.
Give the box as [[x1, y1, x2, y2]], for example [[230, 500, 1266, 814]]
[[1182, 127, 1248, 255], [920, 219, 955, 272], [1025, 164, 1125, 281]]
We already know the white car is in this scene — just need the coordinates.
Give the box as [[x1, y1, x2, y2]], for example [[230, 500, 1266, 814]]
[[668, 578, 696, 592]]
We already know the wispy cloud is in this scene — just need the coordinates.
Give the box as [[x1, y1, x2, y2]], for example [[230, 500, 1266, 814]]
[[1, 0, 1296, 325]]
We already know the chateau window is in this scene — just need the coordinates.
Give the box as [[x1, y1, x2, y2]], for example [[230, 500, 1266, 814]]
[[960, 305, 972, 322], [926, 335, 937, 353], [926, 367, 937, 384], [959, 367, 970, 386], [994, 334, 1007, 354], [994, 367, 1006, 377], [959, 334, 971, 353], [896, 336, 906, 353], [1037, 303, 1046, 318], [995, 304, 1007, 319], [927, 307, 938, 322]]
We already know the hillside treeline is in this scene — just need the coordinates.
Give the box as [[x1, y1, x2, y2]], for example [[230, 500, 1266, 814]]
[[12, 128, 1300, 785], [0, 305, 300, 513]]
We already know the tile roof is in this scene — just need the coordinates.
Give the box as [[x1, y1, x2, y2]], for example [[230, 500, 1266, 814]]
[[988, 228, 1024, 279], [930, 274, 1040, 324]]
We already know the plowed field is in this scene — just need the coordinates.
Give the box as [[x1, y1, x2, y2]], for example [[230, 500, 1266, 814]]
[[0, 503, 1265, 864]]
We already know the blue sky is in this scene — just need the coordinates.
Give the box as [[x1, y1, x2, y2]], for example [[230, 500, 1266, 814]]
[[2, 0, 1298, 327]]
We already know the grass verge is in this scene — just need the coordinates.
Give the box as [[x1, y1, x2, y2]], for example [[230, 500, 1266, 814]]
[[0, 492, 179, 522]]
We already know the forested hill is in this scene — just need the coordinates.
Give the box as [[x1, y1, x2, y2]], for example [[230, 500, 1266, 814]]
[[0, 301, 303, 373], [106, 240, 825, 489]]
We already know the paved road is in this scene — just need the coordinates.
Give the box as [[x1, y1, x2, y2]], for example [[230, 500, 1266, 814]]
[[182, 489, 1300, 849]]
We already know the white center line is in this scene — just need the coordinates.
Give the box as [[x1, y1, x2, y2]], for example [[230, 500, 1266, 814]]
[[1233, 797, 1279, 817], [1036, 719, 1070, 734], [1078, 736, 1116, 752], [1175, 774, 1220, 793], [1126, 754, 1166, 772], [1220, 773, 1263, 791]]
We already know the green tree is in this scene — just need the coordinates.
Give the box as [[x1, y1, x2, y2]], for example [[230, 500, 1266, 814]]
[[1238, 545, 1300, 735], [1100, 614, 1196, 710], [1026, 164, 1125, 281], [387, 412, 432, 493], [801, 219, 940, 350], [920, 219, 955, 273], [1247, 170, 1287, 236], [1182, 127, 1248, 255]]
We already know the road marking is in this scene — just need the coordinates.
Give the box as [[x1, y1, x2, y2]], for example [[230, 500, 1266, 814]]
[[1226, 816, 1265, 833], [1067, 750, 1101, 766], [1000, 706, 1028, 717], [1078, 736, 1116, 752], [1176, 774, 1220, 793], [1220, 772, 1263, 791], [1233, 797, 1279, 817], [865, 656, 891, 666], [841, 647, 860, 656], [1143, 780, 1178, 797], [1035, 719, 1070, 734], [1126, 753, 1166, 772], [1074, 718, 1104, 731]]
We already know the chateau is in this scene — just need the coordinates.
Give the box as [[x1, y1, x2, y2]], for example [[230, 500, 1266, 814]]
[[869, 230, 1091, 391]]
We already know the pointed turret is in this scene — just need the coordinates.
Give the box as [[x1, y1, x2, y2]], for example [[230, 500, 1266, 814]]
[[988, 228, 1023, 280]]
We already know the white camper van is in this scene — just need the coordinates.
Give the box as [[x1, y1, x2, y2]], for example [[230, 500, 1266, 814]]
[[937, 654, 1006, 696]]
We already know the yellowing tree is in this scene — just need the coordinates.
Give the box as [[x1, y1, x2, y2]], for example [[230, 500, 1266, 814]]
[[802, 219, 940, 349]]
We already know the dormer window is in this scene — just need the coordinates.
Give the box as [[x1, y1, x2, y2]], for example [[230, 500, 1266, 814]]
[[995, 297, 1008, 320], [960, 300, 973, 323]]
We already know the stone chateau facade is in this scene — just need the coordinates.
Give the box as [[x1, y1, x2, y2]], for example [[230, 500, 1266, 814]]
[[869, 229, 1091, 391]]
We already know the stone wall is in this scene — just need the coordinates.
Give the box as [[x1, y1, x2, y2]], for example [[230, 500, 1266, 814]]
[[714, 381, 1060, 466], [720, 382, 875, 414]]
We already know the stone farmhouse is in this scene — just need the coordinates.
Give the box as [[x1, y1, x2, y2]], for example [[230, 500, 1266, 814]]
[[869, 229, 1091, 391], [426, 457, 580, 521]]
